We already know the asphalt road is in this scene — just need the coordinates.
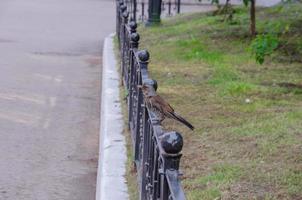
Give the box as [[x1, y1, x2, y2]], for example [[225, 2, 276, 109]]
[[143, 0, 282, 20], [0, 0, 115, 199]]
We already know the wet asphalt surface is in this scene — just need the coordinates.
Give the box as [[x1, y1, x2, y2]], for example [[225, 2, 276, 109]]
[[0, 0, 115, 199]]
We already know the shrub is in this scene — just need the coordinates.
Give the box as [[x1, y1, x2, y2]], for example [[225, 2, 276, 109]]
[[250, 34, 279, 64]]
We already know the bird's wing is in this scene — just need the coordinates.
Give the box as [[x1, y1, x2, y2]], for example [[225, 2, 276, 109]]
[[151, 95, 174, 114], [151, 95, 194, 130]]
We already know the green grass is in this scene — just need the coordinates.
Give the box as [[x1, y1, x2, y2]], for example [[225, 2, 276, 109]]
[[187, 188, 221, 200], [136, 2, 302, 199], [184, 164, 242, 199], [193, 164, 242, 185], [283, 169, 302, 196]]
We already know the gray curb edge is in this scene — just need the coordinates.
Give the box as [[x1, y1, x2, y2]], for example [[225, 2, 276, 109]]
[[96, 34, 129, 200]]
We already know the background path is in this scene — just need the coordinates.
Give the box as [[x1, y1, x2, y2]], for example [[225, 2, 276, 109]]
[[0, 0, 115, 199], [136, 0, 282, 21]]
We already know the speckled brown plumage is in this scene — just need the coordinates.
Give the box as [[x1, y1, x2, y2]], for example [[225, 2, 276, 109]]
[[139, 84, 194, 130]]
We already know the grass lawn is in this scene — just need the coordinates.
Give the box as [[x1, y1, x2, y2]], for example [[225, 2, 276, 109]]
[[136, 2, 302, 199]]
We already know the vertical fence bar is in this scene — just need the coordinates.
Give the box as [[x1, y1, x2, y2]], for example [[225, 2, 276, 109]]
[[119, 4, 127, 44], [133, 0, 137, 21], [141, 1, 145, 22], [168, 1, 171, 16], [135, 50, 149, 163], [128, 32, 139, 129], [140, 107, 150, 200], [177, 0, 181, 14], [121, 10, 129, 85]]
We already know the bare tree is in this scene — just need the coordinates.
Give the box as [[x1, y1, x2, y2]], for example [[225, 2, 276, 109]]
[[249, 0, 256, 36]]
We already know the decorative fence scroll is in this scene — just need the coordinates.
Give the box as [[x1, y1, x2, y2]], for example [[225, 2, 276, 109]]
[[116, 1, 186, 199]]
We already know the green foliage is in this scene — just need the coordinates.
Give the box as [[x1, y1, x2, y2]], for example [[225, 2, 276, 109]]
[[250, 34, 279, 64]]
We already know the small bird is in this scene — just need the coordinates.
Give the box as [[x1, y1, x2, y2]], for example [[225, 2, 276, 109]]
[[138, 84, 194, 130]]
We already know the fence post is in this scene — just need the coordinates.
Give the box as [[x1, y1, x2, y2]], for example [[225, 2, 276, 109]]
[[177, 0, 181, 14], [133, 0, 137, 21], [168, 1, 171, 16], [141, 1, 145, 22], [121, 10, 129, 85], [117, 0, 124, 44], [129, 20, 137, 34], [135, 50, 149, 163], [130, 33, 139, 49], [128, 31, 140, 128], [135, 50, 150, 200], [160, 131, 184, 200], [119, 4, 127, 46]]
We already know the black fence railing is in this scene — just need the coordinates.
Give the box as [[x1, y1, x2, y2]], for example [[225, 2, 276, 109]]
[[124, 0, 181, 22], [116, 1, 186, 200]]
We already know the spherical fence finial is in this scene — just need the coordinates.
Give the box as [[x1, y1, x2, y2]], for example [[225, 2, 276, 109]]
[[130, 32, 140, 42], [123, 11, 129, 18], [120, 5, 127, 12], [144, 79, 158, 91], [161, 131, 183, 154], [138, 50, 150, 62], [129, 21, 137, 32]]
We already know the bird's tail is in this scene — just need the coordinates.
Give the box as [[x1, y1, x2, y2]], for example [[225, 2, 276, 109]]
[[170, 112, 194, 130]]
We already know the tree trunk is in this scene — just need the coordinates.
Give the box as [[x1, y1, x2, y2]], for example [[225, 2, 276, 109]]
[[250, 0, 256, 37]]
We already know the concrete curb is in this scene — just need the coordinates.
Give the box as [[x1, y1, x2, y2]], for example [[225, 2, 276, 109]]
[[96, 34, 129, 200]]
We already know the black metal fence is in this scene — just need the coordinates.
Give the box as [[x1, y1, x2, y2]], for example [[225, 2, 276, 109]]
[[124, 0, 181, 22], [116, 1, 186, 199], [123, 0, 214, 22]]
